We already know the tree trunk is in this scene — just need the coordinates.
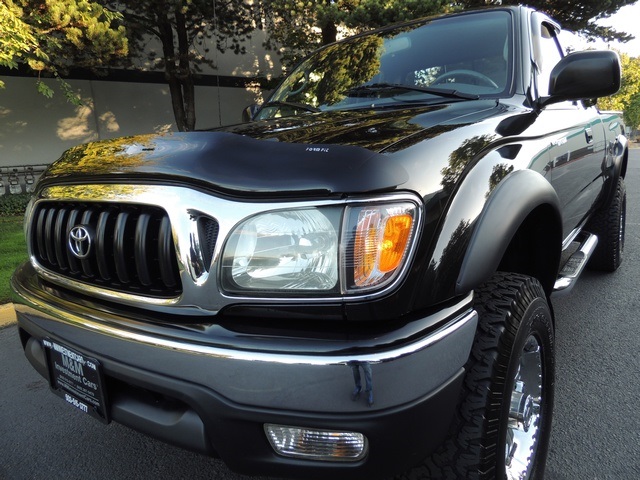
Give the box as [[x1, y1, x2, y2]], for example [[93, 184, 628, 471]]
[[156, 9, 198, 131], [322, 21, 337, 45], [167, 75, 187, 132], [175, 8, 196, 131], [156, 12, 189, 131]]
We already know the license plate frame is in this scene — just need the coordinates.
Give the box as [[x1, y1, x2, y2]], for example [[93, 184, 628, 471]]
[[43, 338, 110, 423]]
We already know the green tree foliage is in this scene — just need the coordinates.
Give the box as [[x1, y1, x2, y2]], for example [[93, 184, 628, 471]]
[[441, 135, 495, 193], [625, 93, 640, 131], [258, 0, 451, 69], [0, 0, 127, 101], [102, 0, 255, 132], [260, 0, 637, 70], [598, 53, 640, 130], [286, 35, 383, 107], [462, 1, 635, 42]]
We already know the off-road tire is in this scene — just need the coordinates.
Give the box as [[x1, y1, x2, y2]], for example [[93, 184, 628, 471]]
[[587, 177, 626, 272], [398, 273, 555, 479]]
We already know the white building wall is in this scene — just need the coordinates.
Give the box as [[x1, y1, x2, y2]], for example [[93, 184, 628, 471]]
[[0, 29, 280, 195], [0, 76, 266, 165]]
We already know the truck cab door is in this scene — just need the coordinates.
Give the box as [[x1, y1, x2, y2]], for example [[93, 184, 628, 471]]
[[530, 18, 607, 241], [545, 105, 606, 240]]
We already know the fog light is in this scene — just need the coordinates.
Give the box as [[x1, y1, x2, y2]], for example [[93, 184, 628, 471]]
[[264, 424, 368, 462]]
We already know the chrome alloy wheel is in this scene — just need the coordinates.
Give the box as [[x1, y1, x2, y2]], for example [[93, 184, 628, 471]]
[[505, 334, 543, 480], [618, 201, 625, 256], [413, 273, 554, 479]]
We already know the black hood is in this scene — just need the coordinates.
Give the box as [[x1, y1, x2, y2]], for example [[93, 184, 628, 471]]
[[222, 100, 499, 149], [42, 100, 501, 197]]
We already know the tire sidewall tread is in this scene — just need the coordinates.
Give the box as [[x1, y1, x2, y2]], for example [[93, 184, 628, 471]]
[[587, 177, 626, 272], [399, 273, 555, 480]]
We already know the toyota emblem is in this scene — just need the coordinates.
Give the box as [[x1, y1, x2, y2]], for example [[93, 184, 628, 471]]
[[68, 225, 93, 259]]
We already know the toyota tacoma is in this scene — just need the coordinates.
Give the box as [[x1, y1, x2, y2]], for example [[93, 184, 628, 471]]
[[12, 6, 628, 479]]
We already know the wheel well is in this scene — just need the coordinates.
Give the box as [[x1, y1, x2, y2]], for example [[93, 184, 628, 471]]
[[497, 204, 562, 297], [621, 147, 628, 179]]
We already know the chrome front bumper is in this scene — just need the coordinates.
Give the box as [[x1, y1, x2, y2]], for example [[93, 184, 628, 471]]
[[12, 263, 478, 478]]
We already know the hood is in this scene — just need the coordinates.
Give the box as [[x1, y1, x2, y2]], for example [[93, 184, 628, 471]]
[[42, 100, 502, 197], [222, 100, 499, 149]]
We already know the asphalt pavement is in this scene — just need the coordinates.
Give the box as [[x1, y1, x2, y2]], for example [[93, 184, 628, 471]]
[[1, 145, 639, 479], [544, 144, 640, 479]]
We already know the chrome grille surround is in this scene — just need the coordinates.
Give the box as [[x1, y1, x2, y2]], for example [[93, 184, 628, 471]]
[[28, 184, 422, 315]]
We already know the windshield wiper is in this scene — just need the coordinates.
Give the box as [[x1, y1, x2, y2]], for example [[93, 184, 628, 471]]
[[261, 101, 321, 113], [345, 83, 479, 100]]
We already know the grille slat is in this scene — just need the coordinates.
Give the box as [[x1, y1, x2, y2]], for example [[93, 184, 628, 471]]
[[65, 209, 80, 273], [53, 208, 68, 270], [36, 208, 47, 261], [79, 209, 94, 277], [96, 210, 112, 281], [135, 213, 152, 286], [44, 208, 57, 265], [113, 211, 130, 284], [158, 217, 177, 288], [31, 202, 182, 298]]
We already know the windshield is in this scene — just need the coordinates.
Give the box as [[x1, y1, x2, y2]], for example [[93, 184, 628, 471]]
[[255, 10, 513, 120]]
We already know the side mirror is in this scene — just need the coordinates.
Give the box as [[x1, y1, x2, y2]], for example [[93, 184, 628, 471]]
[[242, 104, 261, 122], [538, 50, 621, 108]]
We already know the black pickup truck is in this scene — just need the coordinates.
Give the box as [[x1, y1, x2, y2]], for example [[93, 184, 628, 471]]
[[12, 6, 628, 480]]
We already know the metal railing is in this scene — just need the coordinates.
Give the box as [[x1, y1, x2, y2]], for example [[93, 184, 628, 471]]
[[0, 165, 48, 196]]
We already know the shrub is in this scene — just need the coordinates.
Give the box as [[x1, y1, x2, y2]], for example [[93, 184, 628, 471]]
[[0, 193, 31, 217]]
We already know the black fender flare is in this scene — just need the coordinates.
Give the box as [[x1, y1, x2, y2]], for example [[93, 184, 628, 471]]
[[599, 133, 628, 210], [455, 169, 561, 295], [616, 133, 628, 178]]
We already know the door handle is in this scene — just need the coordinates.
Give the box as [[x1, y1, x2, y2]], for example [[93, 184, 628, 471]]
[[584, 128, 593, 144]]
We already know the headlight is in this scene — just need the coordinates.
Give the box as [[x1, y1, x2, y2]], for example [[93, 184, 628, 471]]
[[221, 208, 341, 293], [220, 199, 420, 296]]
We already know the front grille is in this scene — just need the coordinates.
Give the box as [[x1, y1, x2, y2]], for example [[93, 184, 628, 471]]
[[31, 202, 182, 297]]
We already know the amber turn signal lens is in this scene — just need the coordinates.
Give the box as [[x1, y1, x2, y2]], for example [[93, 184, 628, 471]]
[[379, 214, 413, 272], [352, 206, 416, 288]]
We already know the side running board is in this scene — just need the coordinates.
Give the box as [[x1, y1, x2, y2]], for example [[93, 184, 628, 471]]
[[553, 232, 598, 296]]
